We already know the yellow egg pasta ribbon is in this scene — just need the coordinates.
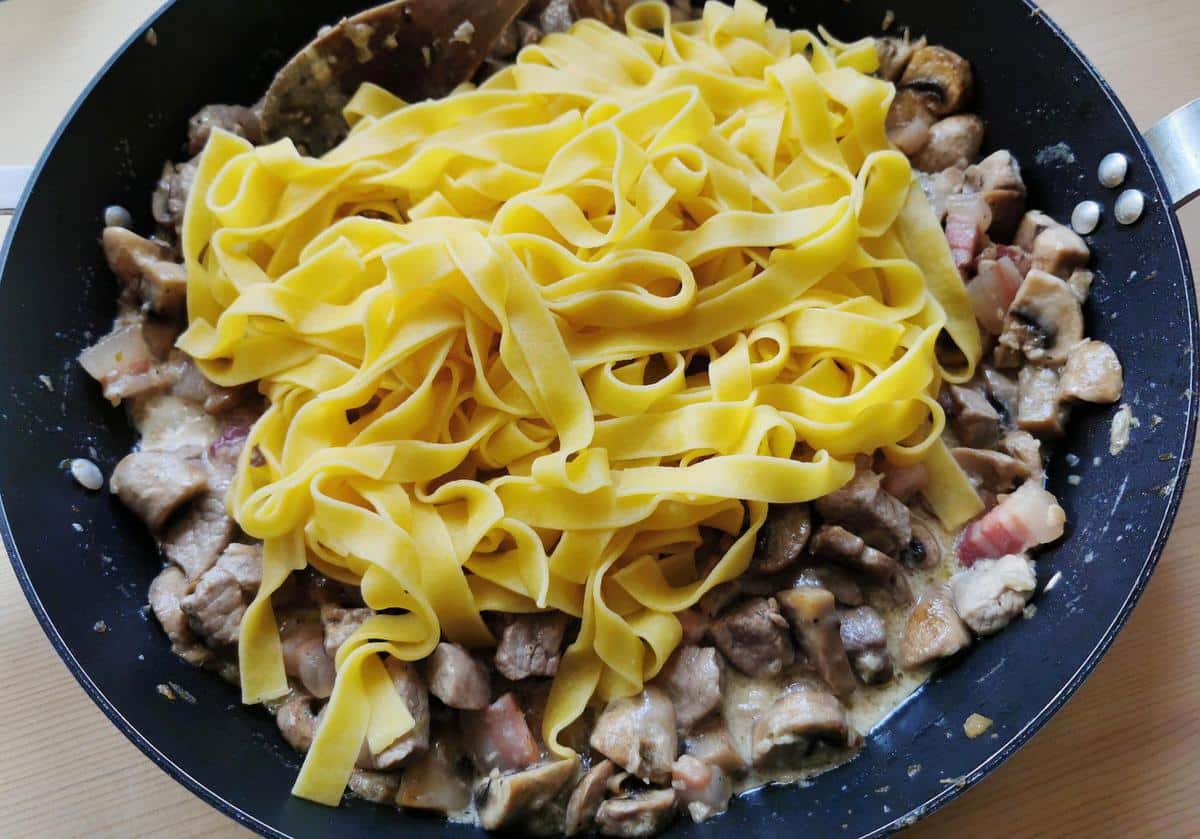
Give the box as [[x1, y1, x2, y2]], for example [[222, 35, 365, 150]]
[[178, 0, 981, 805]]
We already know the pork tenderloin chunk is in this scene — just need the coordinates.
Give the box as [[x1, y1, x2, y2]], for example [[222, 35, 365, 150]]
[[653, 645, 725, 730], [348, 769, 400, 805], [899, 585, 971, 669], [590, 687, 678, 784], [426, 642, 491, 710], [279, 614, 338, 701], [370, 659, 430, 769], [683, 718, 748, 775], [596, 788, 678, 838], [475, 758, 579, 832], [110, 449, 208, 530], [101, 227, 188, 317], [179, 566, 245, 646], [463, 692, 541, 774], [839, 606, 894, 685], [950, 554, 1037, 635], [275, 692, 317, 753], [161, 493, 237, 581], [814, 469, 912, 555], [495, 612, 570, 680], [946, 384, 1001, 448], [319, 604, 373, 659], [148, 565, 211, 666], [709, 596, 795, 678], [671, 754, 732, 823], [952, 447, 1032, 493], [1059, 340, 1123, 404], [911, 114, 984, 172], [751, 686, 859, 768]]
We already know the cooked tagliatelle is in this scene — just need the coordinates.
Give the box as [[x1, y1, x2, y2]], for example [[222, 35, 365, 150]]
[[176, 0, 982, 805]]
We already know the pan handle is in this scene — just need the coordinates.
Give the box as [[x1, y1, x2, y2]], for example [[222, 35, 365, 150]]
[[1145, 98, 1200, 210], [0, 165, 32, 216]]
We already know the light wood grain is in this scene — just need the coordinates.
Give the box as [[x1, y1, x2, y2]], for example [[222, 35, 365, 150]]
[[1, 0, 1198, 836]]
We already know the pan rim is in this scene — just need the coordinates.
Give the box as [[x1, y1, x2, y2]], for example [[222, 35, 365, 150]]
[[0, 1, 1195, 836]]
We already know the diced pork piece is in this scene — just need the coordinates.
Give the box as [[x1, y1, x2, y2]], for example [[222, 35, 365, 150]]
[[886, 89, 936, 157], [751, 503, 811, 575], [794, 566, 864, 607], [596, 789, 677, 838], [1001, 430, 1043, 476], [671, 755, 732, 823], [463, 692, 541, 774], [1067, 268, 1094, 303], [475, 758, 579, 831], [1017, 366, 1067, 437], [697, 580, 740, 618], [590, 687, 678, 784], [371, 659, 431, 769], [916, 166, 967, 222], [945, 203, 985, 274], [1000, 270, 1085, 366], [162, 493, 236, 581], [709, 597, 795, 679], [565, 759, 617, 836], [109, 449, 207, 530], [950, 554, 1038, 636], [494, 612, 570, 680], [654, 646, 725, 730], [319, 605, 372, 660], [426, 642, 491, 710], [683, 718, 748, 776], [899, 585, 972, 668], [148, 565, 211, 666], [839, 606, 894, 684], [1031, 223, 1091, 280], [214, 542, 262, 593], [174, 361, 251, 415], [398, 737, 472, 814], [152, 158, 198, 237], [1059, 340, 1123, 404], [776, 588, 857, 698], [814, 469, 912, 555], [275, 692, 318, 753], [677, 609, 709, 645], [750, 686, 858, 768], [180, 565, 245, 646], [1014, 210, 1059, 251], [966, 150, 1027, 239], [958, 480, 1066, 567], [875, 35, 926, 82], [348, 769, 400, 805], [912, 115, 984, 172], [946, 384, 1001, 448], [982, 365, 1020, 420], [899, 45, 974, 116], [187, 104, 264, 156], [101, 226, 188, 317], [879, 460, 928, 503], [952, 447, 1032, 493], [280, 614, 338, 701], [968, 257, 1025, 336], [809, 526, 907, 597]]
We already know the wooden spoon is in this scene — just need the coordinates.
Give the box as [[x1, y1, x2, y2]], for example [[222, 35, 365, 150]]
[[261, 0, 530, 156]]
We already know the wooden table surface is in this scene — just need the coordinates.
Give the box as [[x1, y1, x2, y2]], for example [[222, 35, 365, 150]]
[[2, 0, 1198, 836]]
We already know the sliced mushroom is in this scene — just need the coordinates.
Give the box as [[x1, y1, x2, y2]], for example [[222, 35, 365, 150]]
[[475, 758, 579, 831], [1016, 212, 1091, 278], [899, 45, 974, 116], [911, 114, 985, 172], [982, 366, 1020, 420], [875, 35, 927, 82], [683, 718, 748, 776], [589, 687, 678, 784], [999, 270, 1085, 366], [750, 686, 859, 768], [1059, 340, 1124, 404], [596, 788, 678, 838], [776, 588, 857, 698], [966, 151, 1027, 240], [901, 518, 942, 570], [751, 503, 812, 575], [899, 585, 971, 668], [1017, 365, 1068, 437], [275, 692, 318, 754], [952, 447, 1032, 493], [565, 759, 618, 836]]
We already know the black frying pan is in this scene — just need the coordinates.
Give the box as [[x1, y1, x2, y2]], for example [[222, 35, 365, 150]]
[[1, 1, 1197, 836]]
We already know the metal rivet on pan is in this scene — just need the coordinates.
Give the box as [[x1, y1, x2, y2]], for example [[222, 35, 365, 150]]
[[1071, 200, 1102, 235], [1098, 152, 1128, 188], [103, 205, 132, 229], [1115, 189, 1146, 225]]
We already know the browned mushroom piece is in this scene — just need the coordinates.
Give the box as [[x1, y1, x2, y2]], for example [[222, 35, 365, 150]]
[[885, 88, 937, 157], [776, 588, 857, 698], [751, 503, 812, 575], [1015, 212, 1091, 278], [899, 45, 974, 116], [952, 447, 1033, 493], [595, 788, 678, 837], [683, 718, 748, 776], [260, 0, 530, 155], [875, 35, 927, 82], [998, 270, 1085, 367], [565, 759, 618, 836], [899, 585, 971, 668], [1017, 365, 1068, 437], [589, 687, 679, 784], [750, 686, 859, 768], [475, 758, 580, 831], [348, 769, 401, 804], [966, 150, 1028, 240], [1059, 340, 1124, 404], [982, 366, 1020, 420], [911, 114, 985, 172], [1067, 268, 1095, 303]]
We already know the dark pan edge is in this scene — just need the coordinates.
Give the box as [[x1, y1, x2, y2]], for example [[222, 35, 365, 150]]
[[1, 1, 1196, 838]]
